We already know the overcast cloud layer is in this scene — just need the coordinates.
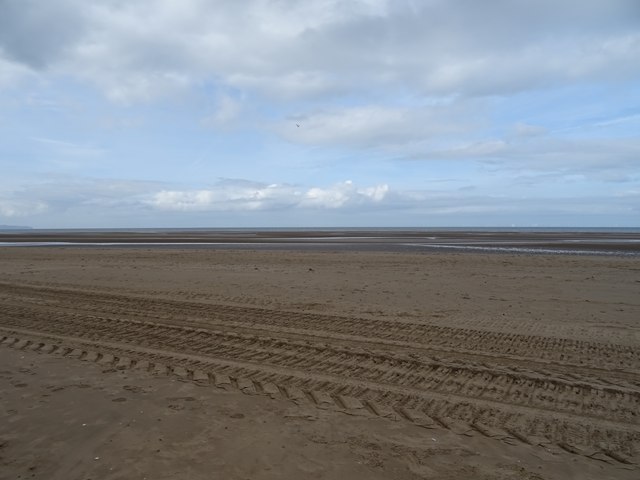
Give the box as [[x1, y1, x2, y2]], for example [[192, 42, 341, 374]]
[[1, 0, 639, 227]]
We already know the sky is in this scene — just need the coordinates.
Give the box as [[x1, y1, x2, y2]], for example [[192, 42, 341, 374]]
[[0, 0, 639, 228]]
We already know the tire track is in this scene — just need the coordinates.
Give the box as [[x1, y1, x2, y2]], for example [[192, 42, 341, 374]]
[[1, 331, 638, 467], [1, 306, 639, 429], [1, 283, 639, 377], [4, 302, 638, 420], [1, 282, 639, 461]]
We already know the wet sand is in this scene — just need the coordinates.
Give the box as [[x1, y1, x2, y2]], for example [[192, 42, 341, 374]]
[[2, 228, 640, 254], [1, 245, 639, 478]]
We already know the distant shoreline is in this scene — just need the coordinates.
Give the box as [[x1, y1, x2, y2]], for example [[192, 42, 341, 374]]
[[0, 225, 32, 231], [1, 229, 639, 255], [2, 226, 639, 233]]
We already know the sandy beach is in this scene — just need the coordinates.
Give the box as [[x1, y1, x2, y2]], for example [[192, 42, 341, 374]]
[[1, 246, 639, 479], [3, 0, 638, 477]]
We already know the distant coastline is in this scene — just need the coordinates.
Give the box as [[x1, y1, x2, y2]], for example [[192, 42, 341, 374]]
[[0, 225, 32, 231], [1, 226, 639, 233]]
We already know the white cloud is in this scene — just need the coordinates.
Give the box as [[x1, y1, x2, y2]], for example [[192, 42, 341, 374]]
[[227, 71, 340, 100], [512, 123, 548, 138], [1, 175, 637, 227], [394, 132, 640, 183], [0, 52, 34, 88], [0, 198, 48, 217], [94, 71, 193, 105], [32, 137, 105, 157], [201, 94, 243, 128], [149, 182, 296, 211], [417, 32, 640, 95], [1, 1, 638, 102], [278, 102, 480, 148], [0, 178, 162, 216], [301, 180, 389, 208], [146, 179, 388, 212]]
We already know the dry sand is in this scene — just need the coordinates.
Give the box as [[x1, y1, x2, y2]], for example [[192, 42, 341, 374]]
[[1, 247, 639, 479]]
